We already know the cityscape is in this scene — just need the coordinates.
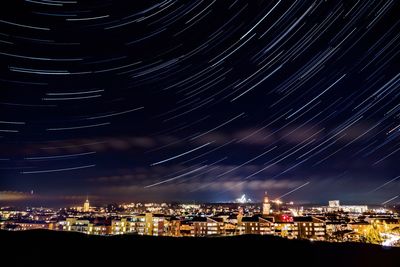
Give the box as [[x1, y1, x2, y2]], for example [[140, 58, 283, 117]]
[[1, 0, 400, 265], [2, 192, 399, 247]]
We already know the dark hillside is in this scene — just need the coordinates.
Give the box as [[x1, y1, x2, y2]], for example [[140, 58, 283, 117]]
[[1, 230, 399, 266]]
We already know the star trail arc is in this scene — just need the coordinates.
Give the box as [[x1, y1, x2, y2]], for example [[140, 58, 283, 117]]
[[0, 0, 399, 205]]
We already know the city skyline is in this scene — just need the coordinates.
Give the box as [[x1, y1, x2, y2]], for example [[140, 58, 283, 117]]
[[1, 1, 400, 207], [2, 192, 399, 247], [1, 189, 398, 208]]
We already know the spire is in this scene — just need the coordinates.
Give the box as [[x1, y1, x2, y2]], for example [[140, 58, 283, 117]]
[[83, 195, 90, 212], [262, 191, 270, 215], [264, 191, 269, 203]]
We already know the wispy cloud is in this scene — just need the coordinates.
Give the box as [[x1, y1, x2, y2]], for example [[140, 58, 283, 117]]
[[0, 191, 33, 201]]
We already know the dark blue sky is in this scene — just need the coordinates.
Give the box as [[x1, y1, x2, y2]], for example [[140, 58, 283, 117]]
[[0, 0, 399, 207]]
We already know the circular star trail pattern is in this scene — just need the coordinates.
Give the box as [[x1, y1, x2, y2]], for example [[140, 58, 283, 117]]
[[0, 0, 399, 205]]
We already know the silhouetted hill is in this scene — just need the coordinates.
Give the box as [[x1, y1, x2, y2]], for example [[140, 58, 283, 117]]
[[1, 230, 399, 266]]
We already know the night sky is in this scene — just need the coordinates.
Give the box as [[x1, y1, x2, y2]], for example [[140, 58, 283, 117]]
[[1, 0, 399, 206]]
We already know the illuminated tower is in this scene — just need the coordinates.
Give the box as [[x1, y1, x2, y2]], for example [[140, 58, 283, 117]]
[[262, 191, 270, 215], [237, 207, 243, 224], [83, 197, 90, 212]]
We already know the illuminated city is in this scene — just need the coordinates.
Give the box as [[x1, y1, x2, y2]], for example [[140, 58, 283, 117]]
[[1, 192, 399, 247]]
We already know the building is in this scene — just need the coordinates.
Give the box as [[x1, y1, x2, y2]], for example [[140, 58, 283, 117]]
[[224, 222, 237, 236], [241, 215, 274, 235], [180, 221, 194, 237], [83, 198, 90, 213], [58, 218, 110, 235], [273, 221, 297, 239], [149, 214, 167, 236], [327, 200, 368, 213], [87, 223, 111, 235], [61, 218, 91, 233], [191, 217, 225, 236], [348, 221, 370, 237], [329, 200, 340, 209], [111, 218, 128, 235], [111, 213, 172, 236], [262, 192, 271, 216], [341, 205, 368, 213], [365, 218, 400, 232], [293, 216, 326, 240], [168, 217, 181, 237], [325, 221, 350, 238], [10, 221, 50, 231]]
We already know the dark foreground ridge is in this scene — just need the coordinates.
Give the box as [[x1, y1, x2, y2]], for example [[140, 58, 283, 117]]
[[2, 230, 399, 266]]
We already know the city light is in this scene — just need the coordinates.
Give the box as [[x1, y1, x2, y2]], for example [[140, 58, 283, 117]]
[[236, 194, 252, 204], [0, 197, 399, 247]]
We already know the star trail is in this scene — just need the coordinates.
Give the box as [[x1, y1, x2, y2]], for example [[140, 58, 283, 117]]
[[0, 0, 399, 206]]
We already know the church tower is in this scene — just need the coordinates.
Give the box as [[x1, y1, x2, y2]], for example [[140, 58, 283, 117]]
[[262, 191, 270, 215], [83, 197, 90, 212]]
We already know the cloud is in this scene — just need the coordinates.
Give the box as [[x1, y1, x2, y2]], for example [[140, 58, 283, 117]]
[[192, 126, 325, 147], [2, 122, 374, 160], [1, 135, 166, 158], [0, 191, 33, 201], [193, 132, 231, 145], [97, 178, 302, 196], [234, 128, 274, 145], [0, 191, 102, 206], [87, 164, 282, 186], [335, 122, 377, 142]]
